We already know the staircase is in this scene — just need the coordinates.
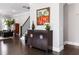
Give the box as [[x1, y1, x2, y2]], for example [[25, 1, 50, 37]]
[[20, 16, 30, 37]]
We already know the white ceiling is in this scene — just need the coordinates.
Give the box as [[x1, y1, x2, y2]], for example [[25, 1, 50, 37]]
[[0, 3, 30, 17]]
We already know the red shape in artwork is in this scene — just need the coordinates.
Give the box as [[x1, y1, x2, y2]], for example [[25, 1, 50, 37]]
[[37, 16, 49, 25]]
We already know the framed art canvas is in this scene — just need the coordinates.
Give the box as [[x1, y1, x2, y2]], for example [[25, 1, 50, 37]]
[[37, 7, 50, 25]]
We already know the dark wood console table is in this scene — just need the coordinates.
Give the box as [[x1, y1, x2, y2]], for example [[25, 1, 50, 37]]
[[27, 30, 53, 51]]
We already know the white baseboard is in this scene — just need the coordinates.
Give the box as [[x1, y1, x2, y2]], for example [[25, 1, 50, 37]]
[[53, 41, 79, 52], [64, 41, 68, 45], [53, 46, 64, 52], [64, 41, 79, 46]]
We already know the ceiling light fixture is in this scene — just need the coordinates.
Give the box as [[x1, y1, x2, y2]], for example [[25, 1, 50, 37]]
[[22, 5, 30, 9]]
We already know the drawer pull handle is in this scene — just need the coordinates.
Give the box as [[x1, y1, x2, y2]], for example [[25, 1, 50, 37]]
[[40, 35, 43, 39], [30, 34, 33, 38]]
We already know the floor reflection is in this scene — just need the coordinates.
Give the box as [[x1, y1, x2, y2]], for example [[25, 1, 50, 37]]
[[1, 41, 8, 55], [0, 37, 53, 55]]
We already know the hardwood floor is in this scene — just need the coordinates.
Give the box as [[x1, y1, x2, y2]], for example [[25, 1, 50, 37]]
[[53, 44, 79, 55], [0, 36, 52, 55], [0, 36, 79, 55], [63, 44, 79, 55]]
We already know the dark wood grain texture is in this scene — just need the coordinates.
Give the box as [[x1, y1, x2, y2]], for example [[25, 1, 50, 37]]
[[27, 30, 52, 51]]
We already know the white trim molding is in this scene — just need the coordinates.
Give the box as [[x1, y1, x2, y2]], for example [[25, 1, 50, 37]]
[[64, 41, 79, 46], [53, 46, 64, 52], [64, 41, 68, 45]]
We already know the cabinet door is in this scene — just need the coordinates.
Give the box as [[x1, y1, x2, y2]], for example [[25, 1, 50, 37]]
[[32, 38, 37, 47], [32, 38, 41, 49], [36, 38, 41, 49], [27, 38, 32, 46], [41, 38, 47, 50]]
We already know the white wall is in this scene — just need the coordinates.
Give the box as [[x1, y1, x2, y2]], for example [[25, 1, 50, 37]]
[[13, 12, 30, 26], [0, 18, 2, 30], [64, 4, 79, 44], [59, 4, 64, 50], [63, 4, 68, 42], [30, 3, 64, 52]]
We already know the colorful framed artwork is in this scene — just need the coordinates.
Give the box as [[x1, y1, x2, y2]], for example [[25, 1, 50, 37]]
[[36, 7, 50, 25]]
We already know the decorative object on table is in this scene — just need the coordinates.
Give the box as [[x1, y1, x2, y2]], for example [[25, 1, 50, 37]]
[[32, 21, 35, 30], [44, 23, 50, 31], [4, 19, 15, 31], [37, 7, 50, 25]]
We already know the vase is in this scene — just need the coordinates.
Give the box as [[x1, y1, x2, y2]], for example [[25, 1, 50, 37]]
[[32, 23, 35, 30]]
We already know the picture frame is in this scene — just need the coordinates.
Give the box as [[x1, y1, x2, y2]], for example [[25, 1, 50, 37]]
[[36, 7, 50, 25]]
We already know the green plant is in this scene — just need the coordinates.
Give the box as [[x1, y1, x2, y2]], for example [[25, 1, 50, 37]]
[[5, 19, 15, 27], [45, 23, 50, 31]]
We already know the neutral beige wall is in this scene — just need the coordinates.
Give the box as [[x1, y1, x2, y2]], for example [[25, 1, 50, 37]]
[[64, 4, 79, 44], [68, 4, 79, 43], [63, 4, 68, 42]]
